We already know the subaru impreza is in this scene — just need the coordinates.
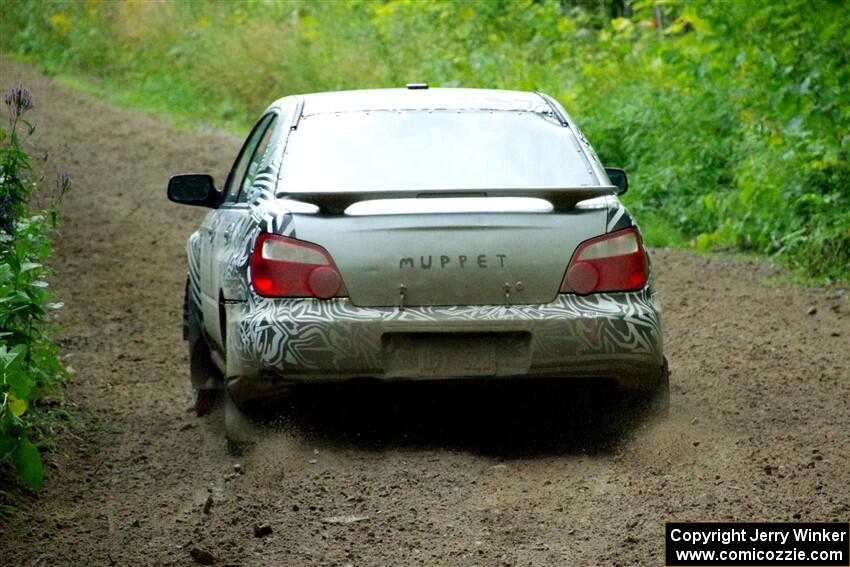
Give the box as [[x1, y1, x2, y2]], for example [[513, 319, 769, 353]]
[[168, 86, 668, 441]]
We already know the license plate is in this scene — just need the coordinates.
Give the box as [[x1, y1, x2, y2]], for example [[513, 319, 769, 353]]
[[416, 337, 496, 377], [383, 332, 529, 378]]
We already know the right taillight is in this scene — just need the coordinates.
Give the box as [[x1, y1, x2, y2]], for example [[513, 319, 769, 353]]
[[249, 233, 347, 299], [560, 227, 648, 295]]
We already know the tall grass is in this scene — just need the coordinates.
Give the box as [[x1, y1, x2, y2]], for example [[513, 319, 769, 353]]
[[1, 0, 847, 281]]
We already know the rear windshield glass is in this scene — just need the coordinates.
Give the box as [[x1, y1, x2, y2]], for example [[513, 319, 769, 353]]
[[278, 110, 596, 192]]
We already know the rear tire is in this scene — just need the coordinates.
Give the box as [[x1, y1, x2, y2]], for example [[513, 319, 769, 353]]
[[185, 278, 222, 417], [192, 386, 221, 417]]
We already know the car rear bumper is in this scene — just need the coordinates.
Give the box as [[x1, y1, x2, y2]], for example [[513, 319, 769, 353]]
[[223, 287, 663, 402]]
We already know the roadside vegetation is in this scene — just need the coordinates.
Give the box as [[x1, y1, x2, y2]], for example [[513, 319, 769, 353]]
[[1, 0, 847, 283], [0, 85, 70, 499]]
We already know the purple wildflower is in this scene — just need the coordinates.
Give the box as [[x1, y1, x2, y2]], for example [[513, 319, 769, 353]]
[[57, 171, 72, 190], [54, 171, 72, 200], [4, 85, 34, 117]]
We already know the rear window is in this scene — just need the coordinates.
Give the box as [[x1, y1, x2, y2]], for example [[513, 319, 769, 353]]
[[278, 110, 596, 192]]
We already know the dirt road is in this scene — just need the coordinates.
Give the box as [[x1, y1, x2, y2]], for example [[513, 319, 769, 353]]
[[1, 58, 848, 567]]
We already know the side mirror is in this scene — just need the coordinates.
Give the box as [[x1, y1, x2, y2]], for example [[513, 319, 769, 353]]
[[167, 174, 220, 208], [604, 167, 628, 195]]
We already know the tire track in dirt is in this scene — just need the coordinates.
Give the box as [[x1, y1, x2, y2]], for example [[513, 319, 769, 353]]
[[1, 58, 848, 566]]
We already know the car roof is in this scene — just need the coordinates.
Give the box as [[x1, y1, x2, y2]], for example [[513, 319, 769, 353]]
[[280, 88, 554, 116]]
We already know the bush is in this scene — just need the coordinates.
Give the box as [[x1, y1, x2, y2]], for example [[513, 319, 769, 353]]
[[0, 85, 70, 492]]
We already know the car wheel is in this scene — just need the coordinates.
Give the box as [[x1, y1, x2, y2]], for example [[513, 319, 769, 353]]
[[185, 278, 222, 417]]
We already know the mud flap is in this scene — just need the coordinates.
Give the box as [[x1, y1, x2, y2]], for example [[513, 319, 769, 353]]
[[629, 357, 670, 418], [223, 390, 264, 451]]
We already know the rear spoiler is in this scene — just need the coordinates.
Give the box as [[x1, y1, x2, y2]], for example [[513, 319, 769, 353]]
[[276, 186, 617, 214]]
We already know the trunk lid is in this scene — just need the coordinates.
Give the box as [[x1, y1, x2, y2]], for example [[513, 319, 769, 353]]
[[290, 203, 606, 307]]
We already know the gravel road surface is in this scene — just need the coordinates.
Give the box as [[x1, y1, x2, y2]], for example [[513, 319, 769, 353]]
[[1, 58, 848, 566]]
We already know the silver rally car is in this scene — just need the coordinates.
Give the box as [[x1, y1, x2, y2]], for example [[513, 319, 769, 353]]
[[168, 86, 667, 440]]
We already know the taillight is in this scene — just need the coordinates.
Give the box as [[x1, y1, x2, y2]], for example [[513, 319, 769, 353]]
[[560, 227, 648, 295], [249, 233, 347, 298]]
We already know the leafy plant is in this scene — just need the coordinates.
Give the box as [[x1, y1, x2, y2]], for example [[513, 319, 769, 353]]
[[0, 85, 69, 492]]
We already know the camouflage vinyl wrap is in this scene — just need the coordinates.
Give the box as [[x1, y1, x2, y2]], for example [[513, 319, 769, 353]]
[[225, 287, 662, 384]]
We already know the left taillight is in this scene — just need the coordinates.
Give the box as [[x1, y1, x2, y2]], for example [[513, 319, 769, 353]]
[[249, 233, 347, 299], [560, 226, 649, 295]]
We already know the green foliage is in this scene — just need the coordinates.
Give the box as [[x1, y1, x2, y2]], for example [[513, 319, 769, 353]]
[[0, 86, 69, 493], [1, 0, 847, 280]]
